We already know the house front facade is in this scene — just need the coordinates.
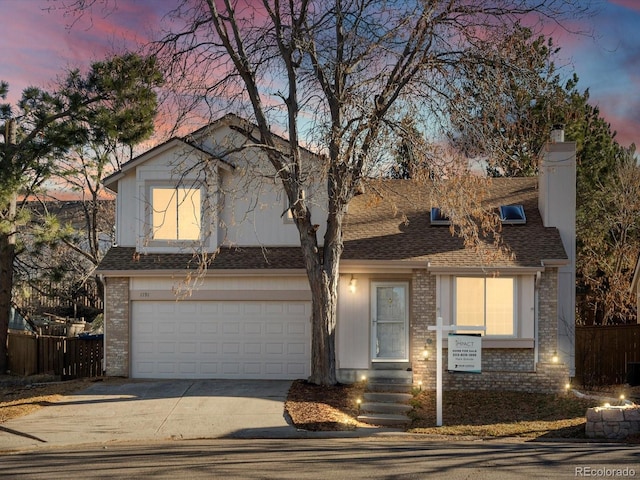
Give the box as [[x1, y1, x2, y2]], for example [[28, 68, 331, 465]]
[[97, 115, 574, 393]]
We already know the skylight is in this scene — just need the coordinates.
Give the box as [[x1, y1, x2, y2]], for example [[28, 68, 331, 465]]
[[499, 205, 526, 225], [430, 207, 451, 225]]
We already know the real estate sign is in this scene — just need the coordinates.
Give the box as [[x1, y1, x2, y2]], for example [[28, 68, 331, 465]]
[[447, 333, 482, 373]]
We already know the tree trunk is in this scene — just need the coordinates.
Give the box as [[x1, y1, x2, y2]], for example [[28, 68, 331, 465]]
[[307, 266, 338, 386], [0, 230, 15, 373]]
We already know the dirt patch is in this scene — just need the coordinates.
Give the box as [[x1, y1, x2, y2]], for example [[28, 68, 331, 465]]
[[0, 375, 127, 424], [285, 380, 369, 431]]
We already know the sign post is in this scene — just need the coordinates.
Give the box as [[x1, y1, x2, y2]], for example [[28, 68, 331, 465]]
[[427, 317, 484, 427]]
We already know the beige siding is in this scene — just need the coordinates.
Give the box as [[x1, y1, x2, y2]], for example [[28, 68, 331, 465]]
[[115, 173, 138, 247], [336, 273, 371, 369], [131, 275, 310, 292], [219, 170, 327, 247]]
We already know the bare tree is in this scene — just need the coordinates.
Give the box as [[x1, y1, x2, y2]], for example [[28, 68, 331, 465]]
[[61, 0, 591, 384], [150, 0, 590, 385]]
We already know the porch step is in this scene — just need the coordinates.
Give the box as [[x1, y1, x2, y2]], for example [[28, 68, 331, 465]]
[[364, 392, 413, 403], [356, 413, 411, 426], [357, 369, 414, 427], [365, 381, 413, 394], [361, 402, 412, 415], [371, 362, 411, 371]]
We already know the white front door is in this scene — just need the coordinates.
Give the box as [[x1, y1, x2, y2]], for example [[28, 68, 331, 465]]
[[371, 282, 409, 362]]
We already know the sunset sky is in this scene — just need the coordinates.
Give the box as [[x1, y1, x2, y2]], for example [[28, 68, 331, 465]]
[[1, 0, 639, 149]]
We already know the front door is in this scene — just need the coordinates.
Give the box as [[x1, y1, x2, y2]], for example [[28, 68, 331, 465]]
[[371, 282, 409, 362]]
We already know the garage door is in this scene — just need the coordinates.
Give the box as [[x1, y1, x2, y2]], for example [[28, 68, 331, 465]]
[[131, 300, 311, 379]]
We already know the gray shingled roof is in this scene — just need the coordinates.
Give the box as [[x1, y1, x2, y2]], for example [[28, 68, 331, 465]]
[[342, 177, 567, 268], [97, 177, 567, 274]]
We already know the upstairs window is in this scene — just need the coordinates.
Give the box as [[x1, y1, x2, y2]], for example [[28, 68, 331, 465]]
[[151, 187, 201, 241], [455, 277, 515, 336]]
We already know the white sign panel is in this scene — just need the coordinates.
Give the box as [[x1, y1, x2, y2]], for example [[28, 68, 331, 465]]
[[447, 334, 482, 373]]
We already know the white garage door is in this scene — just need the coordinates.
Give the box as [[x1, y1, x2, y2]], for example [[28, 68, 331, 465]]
[[131, 300, 311, 379]]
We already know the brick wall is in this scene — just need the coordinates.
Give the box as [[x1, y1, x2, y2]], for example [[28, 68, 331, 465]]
[[104, 277, 129, 377], [410, 270, 436, 387], [410, 268, 569, 394]]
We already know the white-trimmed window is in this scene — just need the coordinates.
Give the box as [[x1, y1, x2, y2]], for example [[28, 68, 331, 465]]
[[150, 186, 202, 241], [455, 277, 515, 336]]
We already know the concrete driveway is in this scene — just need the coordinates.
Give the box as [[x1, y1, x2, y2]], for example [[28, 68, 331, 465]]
[[0, 379, 297, 451]]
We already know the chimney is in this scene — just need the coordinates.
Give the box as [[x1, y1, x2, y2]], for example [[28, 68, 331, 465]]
[[550, 124, 564, 143], [538, 129, 576, 375]]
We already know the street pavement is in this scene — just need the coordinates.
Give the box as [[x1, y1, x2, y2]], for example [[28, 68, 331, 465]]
[[1, 438, 639, 479]]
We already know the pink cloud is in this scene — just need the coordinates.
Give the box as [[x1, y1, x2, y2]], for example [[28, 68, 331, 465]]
[[609, 0, 640, 12]]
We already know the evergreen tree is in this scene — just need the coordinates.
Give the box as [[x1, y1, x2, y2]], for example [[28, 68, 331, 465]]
[[0, 53, 162, 372]]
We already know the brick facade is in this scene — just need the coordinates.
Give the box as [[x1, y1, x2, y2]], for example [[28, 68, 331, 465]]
[[409, 268, 569, 394], [104, 277, 130, 377]]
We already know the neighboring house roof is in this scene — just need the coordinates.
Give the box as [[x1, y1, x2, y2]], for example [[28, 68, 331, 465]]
[[97, 176, 567, 275]]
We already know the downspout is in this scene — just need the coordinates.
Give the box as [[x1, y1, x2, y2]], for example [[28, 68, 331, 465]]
[[98, 274, 106, 374], [534, 269, 542, 371]]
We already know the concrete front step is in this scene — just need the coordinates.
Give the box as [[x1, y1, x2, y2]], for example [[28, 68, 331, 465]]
[[371, 362, 411, 371], [365, 369, 413, 380], [357, 413, 411, 426], [361, 402, 412, 415], [366, 382, 413, 393], [364, 392, 413, 403], [367, 375, 413, 385]]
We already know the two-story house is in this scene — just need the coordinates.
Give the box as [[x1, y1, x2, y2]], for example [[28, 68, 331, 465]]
[[97, 114, 575, 392]]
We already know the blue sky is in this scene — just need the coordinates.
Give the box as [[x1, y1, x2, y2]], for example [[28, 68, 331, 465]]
[[1, 0, 638, 149]]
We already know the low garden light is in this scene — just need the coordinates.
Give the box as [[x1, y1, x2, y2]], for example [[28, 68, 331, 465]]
[[417, 380, 423, 391], [356, 398, 362, 412], [361, 374, 367, 383]]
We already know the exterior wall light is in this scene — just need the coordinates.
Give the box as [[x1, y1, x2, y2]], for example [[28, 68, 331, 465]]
[[349, 275, 357, 293], [552, 352, 559, 363], [422, 345, 429, 360]]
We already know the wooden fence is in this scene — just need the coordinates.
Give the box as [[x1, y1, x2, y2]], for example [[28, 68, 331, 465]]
[[575, 324, 640, 386], [7, 333, 104, 379]]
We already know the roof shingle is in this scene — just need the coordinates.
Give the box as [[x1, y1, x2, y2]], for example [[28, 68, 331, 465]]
[[97, 177, 567, 274]]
